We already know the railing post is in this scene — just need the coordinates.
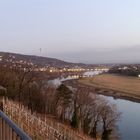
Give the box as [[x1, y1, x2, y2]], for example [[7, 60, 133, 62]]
[[0, 117, 2, 140], [9, 126, 13, 140], [0, 110, 32, 140], [12, 131, 17, 140], [5, 122, 9, 140], [2, 118, 6, 140]]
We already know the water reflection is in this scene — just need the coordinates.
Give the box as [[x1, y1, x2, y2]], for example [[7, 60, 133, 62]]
[[48, 75, 79, 86], [104, 96, 140, 140], [48, 71, 101, 86]]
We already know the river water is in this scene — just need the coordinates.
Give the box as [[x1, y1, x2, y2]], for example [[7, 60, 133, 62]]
[[106, 96, 140, 140], [49, 72, 140, 140]]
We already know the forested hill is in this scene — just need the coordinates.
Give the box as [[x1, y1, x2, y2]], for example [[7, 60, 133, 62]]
[[0, 52, 92, 68]]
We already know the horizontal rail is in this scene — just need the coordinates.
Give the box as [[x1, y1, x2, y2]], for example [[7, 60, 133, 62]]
[[0, 110, 32, 140]]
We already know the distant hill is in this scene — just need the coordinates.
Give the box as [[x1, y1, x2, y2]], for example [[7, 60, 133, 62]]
[[0, 52, 93, 68]]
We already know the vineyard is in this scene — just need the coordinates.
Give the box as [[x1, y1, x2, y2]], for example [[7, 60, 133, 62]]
[[3, 99, 96, 140]]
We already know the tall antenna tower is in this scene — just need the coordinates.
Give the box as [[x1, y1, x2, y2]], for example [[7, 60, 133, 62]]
[[39, 48, 42, 56]]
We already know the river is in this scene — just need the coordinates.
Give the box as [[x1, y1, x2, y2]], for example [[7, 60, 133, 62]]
[[48, 72, 140, 140], [106, 96, 140, 140]]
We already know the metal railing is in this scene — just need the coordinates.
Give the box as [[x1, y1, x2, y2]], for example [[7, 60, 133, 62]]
[[0, 110, 32, 140]]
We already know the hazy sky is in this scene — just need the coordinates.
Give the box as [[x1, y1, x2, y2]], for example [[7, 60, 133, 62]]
[[0, 0, 140, 63]]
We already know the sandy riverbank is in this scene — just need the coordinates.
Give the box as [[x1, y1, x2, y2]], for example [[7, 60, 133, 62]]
[[78, 74, 140, 102]]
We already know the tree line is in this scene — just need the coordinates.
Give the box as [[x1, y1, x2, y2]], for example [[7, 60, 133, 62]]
[[0, 66, 121, 140], [109, 65, 140, 77]]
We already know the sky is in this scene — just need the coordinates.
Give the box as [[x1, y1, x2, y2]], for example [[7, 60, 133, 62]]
[[0, 0, 140, 64]]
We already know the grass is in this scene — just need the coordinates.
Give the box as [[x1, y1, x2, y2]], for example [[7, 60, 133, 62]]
[[79, 74, 140, 98]]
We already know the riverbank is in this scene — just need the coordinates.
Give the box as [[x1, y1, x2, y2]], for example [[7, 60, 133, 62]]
[[79, 74, 140, 102], [63, 74, 140, 103]]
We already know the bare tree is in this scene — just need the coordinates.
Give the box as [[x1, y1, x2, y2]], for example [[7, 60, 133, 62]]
[[100, 99, 121, 140], [74, 88, 95, 132], [44, 86, 57, 115], [13, 67, 35, 104], [88, 96, 103, 138]]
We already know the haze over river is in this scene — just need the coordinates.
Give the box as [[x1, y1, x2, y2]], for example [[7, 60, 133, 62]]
[[49, 71, 140, 140]]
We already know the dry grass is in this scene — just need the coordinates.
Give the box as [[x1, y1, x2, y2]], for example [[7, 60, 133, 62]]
[[79, 74, 140, 97]]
